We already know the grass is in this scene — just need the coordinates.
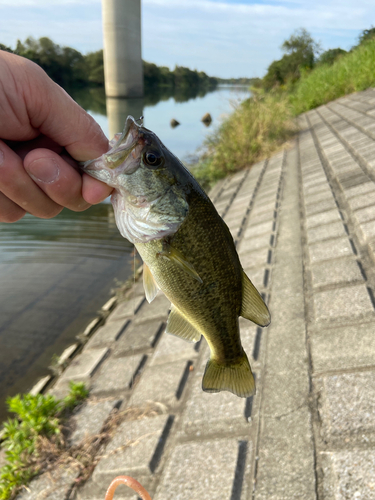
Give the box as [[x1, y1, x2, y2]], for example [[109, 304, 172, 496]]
[[194, 39, 375, 188], [0, 382, 88, 499], [291, 39, 375, 114], [192, 92, 295, 189]]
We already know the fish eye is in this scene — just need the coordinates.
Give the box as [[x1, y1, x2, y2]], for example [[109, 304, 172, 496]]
[[144, 151, 164, 168]]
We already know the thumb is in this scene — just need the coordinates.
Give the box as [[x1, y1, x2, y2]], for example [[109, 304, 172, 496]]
[[26, 59, 109, 161]]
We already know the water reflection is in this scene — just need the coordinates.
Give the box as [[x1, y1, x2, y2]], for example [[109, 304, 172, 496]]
[[0, 206, 133, 420], [106, 97, 144, 139], [0, 204, 132, 263]]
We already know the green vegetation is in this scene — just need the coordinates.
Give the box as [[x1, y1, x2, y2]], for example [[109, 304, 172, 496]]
[[193, 92, 295, 188], [194, 27, 375, 188], [0, 383, 88, 499], [291, 38, 375, 114], [260, 28, 320, 90], [2, 37, 219, 92]]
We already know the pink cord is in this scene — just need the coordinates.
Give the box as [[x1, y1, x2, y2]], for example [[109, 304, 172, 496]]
[[105, 476, 152, 500]]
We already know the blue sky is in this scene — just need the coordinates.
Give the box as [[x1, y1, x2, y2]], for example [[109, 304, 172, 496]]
[[1, 0, 374, 78]]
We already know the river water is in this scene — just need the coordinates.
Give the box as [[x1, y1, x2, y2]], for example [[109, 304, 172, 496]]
[[0, 84, 250, 418]]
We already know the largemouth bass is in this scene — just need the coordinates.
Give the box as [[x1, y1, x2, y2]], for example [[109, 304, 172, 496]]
[[82, 116, 270, 398]]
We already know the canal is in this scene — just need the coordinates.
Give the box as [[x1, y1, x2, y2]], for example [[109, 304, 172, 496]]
[[0, 84, 251, 419]]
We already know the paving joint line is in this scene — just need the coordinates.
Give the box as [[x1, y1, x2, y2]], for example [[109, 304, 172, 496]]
[[315, 107, 375, 184], [326, 102, 375, 142], [306, 113, 375, 313], [250, 148, 287, 500], [234, 160, 269, 246], [221, 168, 250, 219]]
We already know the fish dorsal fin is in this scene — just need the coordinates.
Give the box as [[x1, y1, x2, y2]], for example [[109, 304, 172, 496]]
[[158, 243, 203, 284], [241, 270, 271, 327], [166, 305, 202, 343], [143, 262, 159, 303]]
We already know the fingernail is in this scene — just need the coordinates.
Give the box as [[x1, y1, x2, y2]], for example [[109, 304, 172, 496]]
[[27, 158, 60, 184]]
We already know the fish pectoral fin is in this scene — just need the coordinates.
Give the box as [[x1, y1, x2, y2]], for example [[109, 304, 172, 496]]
[[143, 262, 159, 303], [157, 243, 203, 284], [241, 270, 271, 327], [166, 306, 201, 343], [202, 350, 255, 398]]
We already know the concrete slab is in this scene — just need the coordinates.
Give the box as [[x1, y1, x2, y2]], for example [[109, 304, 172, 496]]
[[305, 198, 337, 216], [239, 231, 272, 252], [85, 319, 129, 349], [91, 354, 145, 395], [15, 466, 80, 500], [322, 449, 375, 499], [310, 257, 363, 288], [255, 410, 315, 500], [89, 415, 171, 497], [306, 208, 342, 229], [310, 322, 375, 373], [348, 192, 375, 211], [113, 320, 165, 356], [358, 219, 375, 242], [154, 439, 241, 500], [344, 181, 375, 199], [318, 371, 375, 438], [243, 220, 274, 239], [238, 247, 270, 269], [255, 147, 316, 499], [308, 236, 353, 263], [313, 284, 374, 322], [304, 189, 334, 206], [150, 331, 198, 366], [180, 369, 249, 438], [107, 295, 145, 322], [307, 221, 347, 244], [69, 399, 116, 446], [59, 348, 109, 383], [133, 294, 170, 324], [129, 360, 190, 408], [353, 205, 375, 224]]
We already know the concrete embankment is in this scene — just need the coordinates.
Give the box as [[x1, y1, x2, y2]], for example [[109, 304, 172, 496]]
[[14, 88, 375, 499]]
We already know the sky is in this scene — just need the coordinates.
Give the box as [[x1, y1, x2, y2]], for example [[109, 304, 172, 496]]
[[1, 0, 374, 79]]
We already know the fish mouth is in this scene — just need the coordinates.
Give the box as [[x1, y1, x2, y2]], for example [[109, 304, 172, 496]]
[[80, 116, 142, 184]]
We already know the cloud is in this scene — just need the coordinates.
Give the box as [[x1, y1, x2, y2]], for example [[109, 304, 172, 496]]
[[1, 0, 374, 77]]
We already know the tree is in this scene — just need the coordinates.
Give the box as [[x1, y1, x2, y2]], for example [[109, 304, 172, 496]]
[[357, 26, 375, 46], [318, 48, 347, 66], [262, 28, 320, 89]]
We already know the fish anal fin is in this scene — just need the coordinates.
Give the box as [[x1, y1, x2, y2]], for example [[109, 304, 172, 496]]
[[158, 243, 203, 284], [143, 262, 159, 303], [241, 270, 271, 327], [166, 306, 201, 343], [202, 350, 255, 398]]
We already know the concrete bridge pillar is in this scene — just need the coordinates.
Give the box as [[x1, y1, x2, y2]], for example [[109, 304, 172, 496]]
[[101, 0, 144, 98]]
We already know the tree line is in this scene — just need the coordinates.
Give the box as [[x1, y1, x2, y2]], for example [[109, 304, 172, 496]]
[[256, 27, 375, 91], [0, 37, 219, 91]]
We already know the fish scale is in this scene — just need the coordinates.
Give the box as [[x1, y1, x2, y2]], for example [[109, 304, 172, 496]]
[[81, 116, 270, 398]]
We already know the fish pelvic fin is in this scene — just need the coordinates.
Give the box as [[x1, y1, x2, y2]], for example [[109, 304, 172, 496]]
[[202, 350, 255, 398], [241, 270, 271, 327], [166, 305, 202, 343], [143, 262, 159, 303]]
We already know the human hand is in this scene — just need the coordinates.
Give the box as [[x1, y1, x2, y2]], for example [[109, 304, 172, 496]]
[[0, 50, 113, 222]]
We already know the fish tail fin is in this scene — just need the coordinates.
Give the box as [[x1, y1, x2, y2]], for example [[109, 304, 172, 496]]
[[202, 350, 255, 398]]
